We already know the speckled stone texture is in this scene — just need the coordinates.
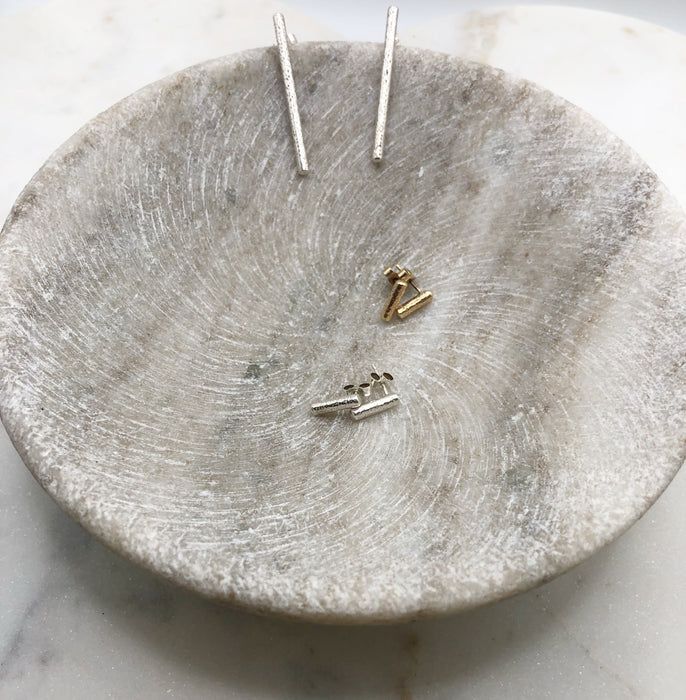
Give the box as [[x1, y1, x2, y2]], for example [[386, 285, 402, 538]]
[[0, 43, 684, 623]]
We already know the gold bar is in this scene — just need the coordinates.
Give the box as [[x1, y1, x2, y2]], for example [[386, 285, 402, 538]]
[[397, 289, 433, 319], [381, 279, 408, 321]]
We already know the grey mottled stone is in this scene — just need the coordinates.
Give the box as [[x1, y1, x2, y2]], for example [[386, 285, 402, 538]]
[[0, 43, 684, 623]]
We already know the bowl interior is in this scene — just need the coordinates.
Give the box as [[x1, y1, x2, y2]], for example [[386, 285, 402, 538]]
[[0, 42, 684, 622]]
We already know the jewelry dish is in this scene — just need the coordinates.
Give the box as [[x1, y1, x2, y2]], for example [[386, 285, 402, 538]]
[[0, 43, 684, 623]]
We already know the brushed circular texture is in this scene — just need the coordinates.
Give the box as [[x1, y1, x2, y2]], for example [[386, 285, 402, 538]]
[[0, 43, 684, 624]]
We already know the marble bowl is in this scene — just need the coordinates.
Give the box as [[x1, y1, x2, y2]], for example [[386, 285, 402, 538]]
[[0, 43, 684, 623]]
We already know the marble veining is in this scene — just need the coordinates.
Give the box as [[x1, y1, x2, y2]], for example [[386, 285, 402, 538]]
[[0, 42, 684, 624]]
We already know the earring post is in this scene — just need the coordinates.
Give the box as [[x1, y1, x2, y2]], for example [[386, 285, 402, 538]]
[[373, 5, 399, 163], [273, 13, 309, 175]]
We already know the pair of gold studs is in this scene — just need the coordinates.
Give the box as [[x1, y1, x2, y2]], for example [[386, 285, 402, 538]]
[[311, 372, 399, 420], [381, 265, 434, 321], [274, 6, 399, 174]]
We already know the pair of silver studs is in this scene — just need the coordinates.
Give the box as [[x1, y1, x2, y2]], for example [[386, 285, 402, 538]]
[[311, 372, 399, 420], [273, 6, 399, 175], [381, 266, 434, 321]]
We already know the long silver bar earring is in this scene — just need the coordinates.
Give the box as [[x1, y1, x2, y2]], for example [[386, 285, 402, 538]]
[[273, 13, 309, 175], [372, 6, 399, 163]]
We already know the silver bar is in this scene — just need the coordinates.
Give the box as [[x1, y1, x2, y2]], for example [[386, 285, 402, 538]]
[[273, 13, 309, 175], [312, 395, 361, 415], [372, 6, 398, 163], [351, 394, 399, 420]]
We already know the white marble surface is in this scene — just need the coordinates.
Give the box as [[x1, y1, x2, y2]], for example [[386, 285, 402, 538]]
[[1, 1, 685, 697], [409, 5, 686, 214]]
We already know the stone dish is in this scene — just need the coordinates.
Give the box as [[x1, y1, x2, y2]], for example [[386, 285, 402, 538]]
[[0, 43, 684, 623]]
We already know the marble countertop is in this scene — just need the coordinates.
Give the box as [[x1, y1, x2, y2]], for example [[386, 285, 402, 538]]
[[1, 1, 684, 697]]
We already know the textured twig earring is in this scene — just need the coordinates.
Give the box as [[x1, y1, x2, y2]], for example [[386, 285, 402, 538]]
[[373, 6, 399, 163], [273, 13, 309, 175], [381, 266, 433, 321]]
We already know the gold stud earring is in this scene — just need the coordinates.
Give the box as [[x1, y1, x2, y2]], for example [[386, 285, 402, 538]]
[[381, 266, 412, 321], [381, 266, 433, 321]]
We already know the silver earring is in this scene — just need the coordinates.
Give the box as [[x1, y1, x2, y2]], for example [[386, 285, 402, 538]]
[[351, 371, 399, 420], [273, 13, 309, 175], [311, 384, 361, 414], [311, 372, 399, 419], [373, 6, 399, 163]]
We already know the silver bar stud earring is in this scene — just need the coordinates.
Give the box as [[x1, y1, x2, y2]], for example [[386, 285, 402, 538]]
[[372, 6, 399, 163], [273, 13, 309, 175], [351, 372, 399, 420], [311, 384, 361, 415]]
